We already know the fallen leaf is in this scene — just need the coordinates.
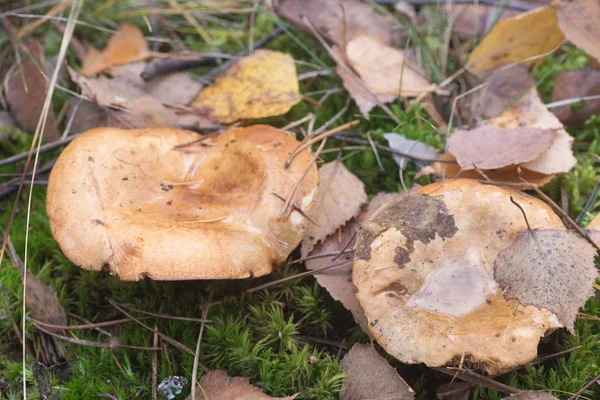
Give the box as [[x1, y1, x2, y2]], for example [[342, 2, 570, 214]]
[[501, 391, 559, 400], [301, 162, 367, 257], [81, 24, 150, 76], [0, 110, 16, 132], [487, 90, 576, 175], [305, 193, 402, 336], [69, 68, 216, 130], [273, 0, 397, 46], [447, 126, 556, 170], [191, 50, 300, 123], [383, 133, 438, 170], [493, 229, 598, 333], [23, 269, 68, 331], [467, 6, 564, 73], [442, 4, 521, 39], [336, 35, 433, 118], [186, 370, 297, 400], [551, 68, 600, 124], [557, 0, 600, 64], [109, 62, 203, 105], [340, 343, 414, 400], [436, 382, 471, 400], [461, 63, 536, 121], [4, 41, 59, 141]]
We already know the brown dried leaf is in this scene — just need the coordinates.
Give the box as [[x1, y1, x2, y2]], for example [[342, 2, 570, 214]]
[[467, 6, 564, 73], [109, 62, 203, 105], [340, 343, 414, 400], [493, 229, 598, 333], [301, 162, 367, 257], [436, 382, 471, 400], [187, 370, 297, 400], [305, 193, 402, 336], [69, 68, 216, 130], [461, 64, 536, 121], [447, 126, 556, 170], [0, 110, 16, 132], [191, 50, 300, 123], [337, 35, 433, 118], [487, 89, 576, 175], [501, 391, 559, 400], [4, 41, 59, 141], [23, 270, 67, 330], [81, 24, 150, 77], [273, 0, 397, 46], [557, 0, 600, 64], [551, 68, 600, 124]]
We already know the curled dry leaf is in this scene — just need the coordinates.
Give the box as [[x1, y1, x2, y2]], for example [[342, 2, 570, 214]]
[[557, 0, 600, 64], [501, 391, 559, 400], [383, 133, 437, 170], [81, 24, 150, 76], [23, 269, 68, 331], [494, 229, 598, 333], [305, 192, 402, 335], [461, 63, 536, 121], [301, 162, 367, 257], [273, 0, 397, 46], [186, 370, 297, 400], [3, 40, 59, 141], [336, 35, 433, 118], [551, 68, 600, 124], [340, 343, 414, 400], [447, 126, 556, 170], [467, 6, 564, 73], [69, 68, 214, 130], [191, 50, 300, 123]]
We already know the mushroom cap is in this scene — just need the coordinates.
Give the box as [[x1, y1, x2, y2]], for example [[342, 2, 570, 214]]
[[47, 125, 318, 281], [353, 179, 563, 373]]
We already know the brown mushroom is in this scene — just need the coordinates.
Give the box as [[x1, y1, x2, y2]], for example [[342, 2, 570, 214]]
[[353, 179, 563, 373], [47, 125, 318, 281]]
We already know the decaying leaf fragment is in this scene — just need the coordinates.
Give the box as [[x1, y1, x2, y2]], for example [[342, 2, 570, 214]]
[[557, 0, 600, 64], [383, 133, 437, 170], [301, 162, 367, 257], [191, 50, 300, 123], [494, 229, 598, 333], [447, 126, 556, 170], [336, 35, 433, 118], [340, 344, 414, 400], [501, 391, 559, 400], [24, 269, 68, 330], [81, 24, 151, 76], [186, 370, 297, 400], [274, 0, 398, 46], [4, 40, 59, 141], [551, 68, 600, 124], [467, 6, 564, 73]]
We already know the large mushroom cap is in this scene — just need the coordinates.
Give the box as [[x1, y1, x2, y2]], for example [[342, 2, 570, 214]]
[[353, 179, 564, 373], [47, 125, 318, 281]]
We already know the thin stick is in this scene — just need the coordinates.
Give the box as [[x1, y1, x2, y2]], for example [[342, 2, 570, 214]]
[[313, 96, 351, 136], [373, 0, 533, 10], [28, 316, 152, 331], [569, 372, 600, 400], [190, 289, 213, 400], [0, 133, 81, 169], [0, 285, 23, 346], [509, 196, 532, 232], [331, 229, 358, 262], [152, 319, 159, 400], [106, 298, 199, 359], [114, 302, 208, 323], [576, 180, 600, 224], [279, 137, 328, 219], [288, 249, 354, 265], [247, 260, 353, 293], [285, 120, 359, 168], [434, 367, 520, 395]]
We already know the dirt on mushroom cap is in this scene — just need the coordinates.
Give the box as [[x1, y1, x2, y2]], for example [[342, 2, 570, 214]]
[[46, 125, 318, 281], [353, 179, 565, 373]]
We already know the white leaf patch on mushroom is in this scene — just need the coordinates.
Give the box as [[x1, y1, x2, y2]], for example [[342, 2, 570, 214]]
[[46, 125, 318, 281], [352, 179, 582, 374]]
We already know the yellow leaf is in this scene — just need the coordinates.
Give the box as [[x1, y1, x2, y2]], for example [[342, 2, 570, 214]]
[[467, 6, 564, 74], [81, 24, 150, 77], [191, 50, 300, 123]]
